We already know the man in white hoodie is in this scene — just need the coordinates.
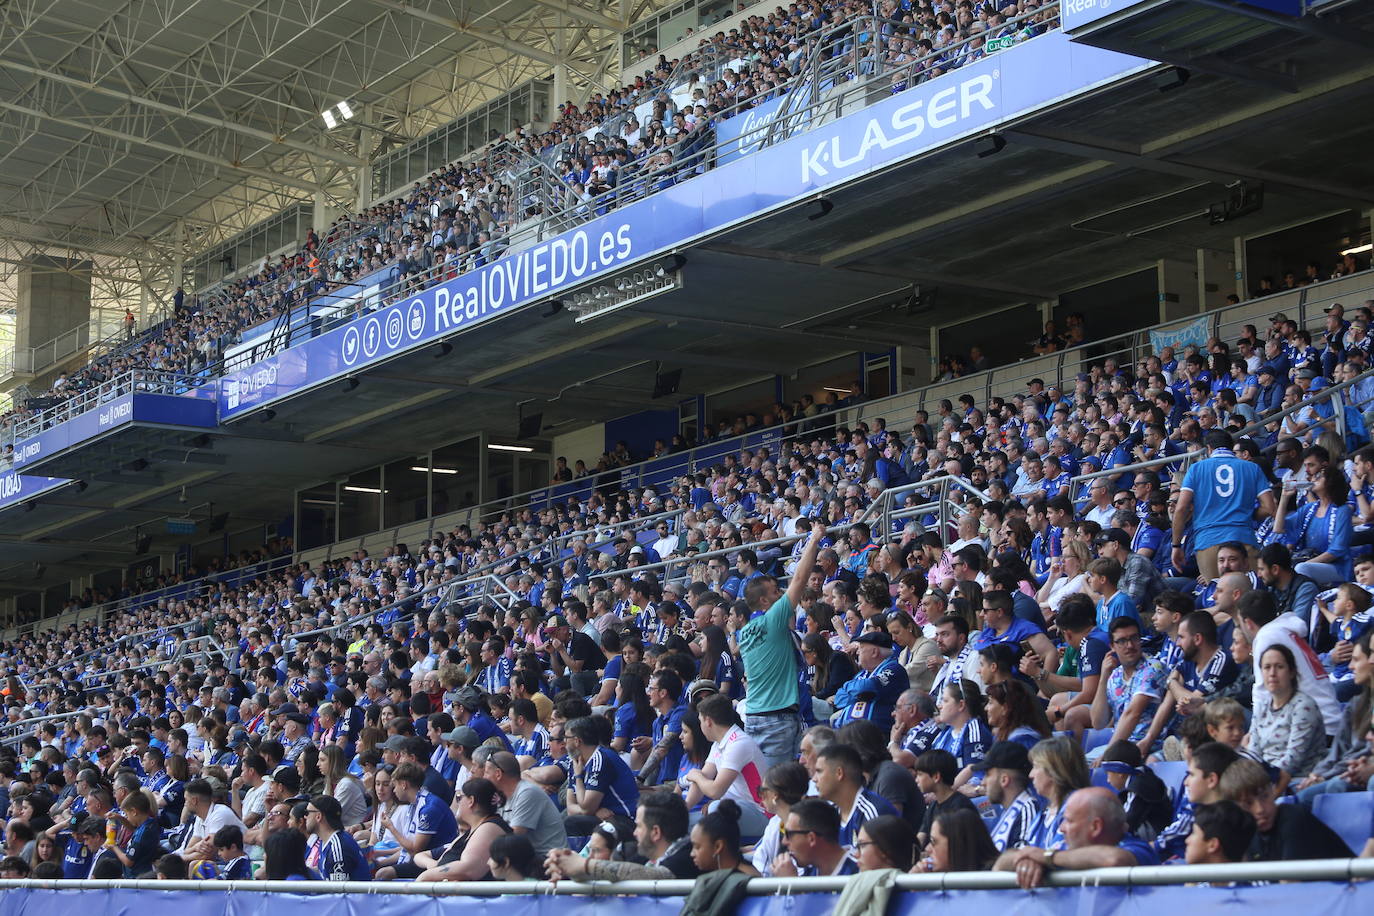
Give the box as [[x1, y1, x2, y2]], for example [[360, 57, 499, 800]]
[[1237, 590, 1342, 737]]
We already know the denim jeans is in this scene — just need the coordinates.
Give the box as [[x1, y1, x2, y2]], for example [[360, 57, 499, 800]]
[[1295, 561, 1346, 586], [1296, 776, 1351, 807], [744, 711, 803, 772]]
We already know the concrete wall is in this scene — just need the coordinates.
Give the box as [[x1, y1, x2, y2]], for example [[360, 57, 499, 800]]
[[16, 255, 92, 350]]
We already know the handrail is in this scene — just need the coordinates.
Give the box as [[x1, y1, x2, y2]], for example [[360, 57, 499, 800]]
[[1, 856, 1372, 892], [10, 553, 293, 650]]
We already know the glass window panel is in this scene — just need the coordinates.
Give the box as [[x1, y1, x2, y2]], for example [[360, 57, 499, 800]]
[[340, 466, 382, 538], [383, 457, 429, 527]]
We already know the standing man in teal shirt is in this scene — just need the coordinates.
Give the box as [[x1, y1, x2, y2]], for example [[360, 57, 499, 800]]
[[736, 522, 826, 769]]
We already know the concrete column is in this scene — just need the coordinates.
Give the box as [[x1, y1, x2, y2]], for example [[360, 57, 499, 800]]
[[553, 14, 570, 107], [16, 255, 92, 351], [1156, 258, 1199, 322], [356, 105, 374, 210], [1197, 247, 1235, 311], [313, 192, 332, 234], [1233, 234, 1247, 301]]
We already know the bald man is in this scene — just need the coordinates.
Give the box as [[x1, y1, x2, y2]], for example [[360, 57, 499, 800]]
[[995, 787, 1159, 887]]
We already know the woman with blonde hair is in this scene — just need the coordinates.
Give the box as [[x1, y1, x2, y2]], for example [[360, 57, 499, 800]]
[[321, 745, 369, 826], [1036, 539, 1090, 622], [1026, 736, 1090, 850]]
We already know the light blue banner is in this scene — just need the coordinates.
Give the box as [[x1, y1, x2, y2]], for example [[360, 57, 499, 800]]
[[214, 32, 1151, 419], [1149, 313, 1213, 354]]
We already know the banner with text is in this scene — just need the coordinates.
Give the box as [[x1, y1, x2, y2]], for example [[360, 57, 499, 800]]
[[219, 32, 1154, 420]]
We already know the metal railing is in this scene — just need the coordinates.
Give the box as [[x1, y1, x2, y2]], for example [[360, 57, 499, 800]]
[[7, 368, 209, 444], [1066, 364, 1374, 505], [1, 856, 1372, 892]]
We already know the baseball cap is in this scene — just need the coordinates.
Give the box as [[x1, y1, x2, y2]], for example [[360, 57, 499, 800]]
[[546, 614, 570, 629], [442, 726, 481, 749], [270, 702, 299, 717], [1296, 367, 1319, 380], [451, 686, 483, 711], [379, 735, 410, 753], [688, 679, 719, 700], [1270, 312, 1288, 322], [1257, 364, 1277, 377], [971, 740, 1031, 774], [1094, 528, 1131, 549], [853, 631, 893, 649]]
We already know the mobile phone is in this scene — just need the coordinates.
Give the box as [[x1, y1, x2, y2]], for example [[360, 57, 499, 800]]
[[1019, 639, 1035, 656]]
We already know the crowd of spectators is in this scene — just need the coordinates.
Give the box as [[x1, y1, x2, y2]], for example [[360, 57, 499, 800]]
[[3, 291, 1374, 890], [0, 0, 1062, 450]]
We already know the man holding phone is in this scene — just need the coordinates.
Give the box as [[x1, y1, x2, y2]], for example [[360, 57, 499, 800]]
[[971, 592, 1057, 676]]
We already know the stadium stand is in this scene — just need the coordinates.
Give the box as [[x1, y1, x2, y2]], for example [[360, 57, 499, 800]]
[[3, 0, 1374, 907]]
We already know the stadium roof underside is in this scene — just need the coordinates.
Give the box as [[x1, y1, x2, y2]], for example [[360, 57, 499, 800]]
[[0, 0, 643, 261]]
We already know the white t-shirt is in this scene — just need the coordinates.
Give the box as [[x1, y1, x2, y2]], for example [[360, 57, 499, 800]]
[[1253, 613, 1341, 735], [180, 803, 246, 857], [706, 725, 767, 811]]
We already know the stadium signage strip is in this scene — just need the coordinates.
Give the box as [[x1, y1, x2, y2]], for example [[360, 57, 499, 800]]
[[8, 391, 219, 482], [0, 470, 68, 510], [218, 32, 1151, 420]]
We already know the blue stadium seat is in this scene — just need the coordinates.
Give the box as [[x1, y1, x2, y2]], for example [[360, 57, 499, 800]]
[[1312, 791, 1373, 854], [1091, 768, 1113, 788], [1081, 728, 1114, 753], [1150, 761, 1187, 803]]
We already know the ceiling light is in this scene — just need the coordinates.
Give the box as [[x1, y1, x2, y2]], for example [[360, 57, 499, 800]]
[[823, 386, 850, 393], [342, 485, 383, 494], [488, 444, 534, 453], [411, 466, 460, 474], [1341, 243, 1372, 256], [321, 101, 356, 130]]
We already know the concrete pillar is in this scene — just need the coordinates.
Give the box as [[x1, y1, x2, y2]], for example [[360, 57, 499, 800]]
[[1233, 234, 1247, 301], [1197, 247, 1235, 311], [553, 14, 570, 108], [1156, 258, 1199, 322], [356, 106, 374, 210], [16, 255, 92, 351], [313, 192, 332, 235]]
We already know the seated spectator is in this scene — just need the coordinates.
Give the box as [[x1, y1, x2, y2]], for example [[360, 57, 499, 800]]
[[1024, 594, 1109, 736], [1185, 801, 1258, 867], [917, 807, 1000, 873], [1089, 616, 1169, 758], [683, 694, 770, 840], [769, 798, 859, 877], [1026, 735, 1091, 850], [1097, 741, 1172, 840], [687, 799, 758, 876], [545, 790, 699, 881], [930, 679, 992, 768], [487, 834, 539, 882], [995, 787, 1159, 887], [853, 814, 917, 871], [973, 741, 1043, 852], [1250, 643, 1327, 794], [913, 749, 976, 849], [1273, 467, 1353, 586], [1220, 756, 1353, 860], [832, 630, 910, 731], [414, 778, 509, 881]]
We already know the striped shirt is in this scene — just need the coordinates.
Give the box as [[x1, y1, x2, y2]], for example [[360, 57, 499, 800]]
[[989, 789, 1042, 851], [837, 788, 898, 847]]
